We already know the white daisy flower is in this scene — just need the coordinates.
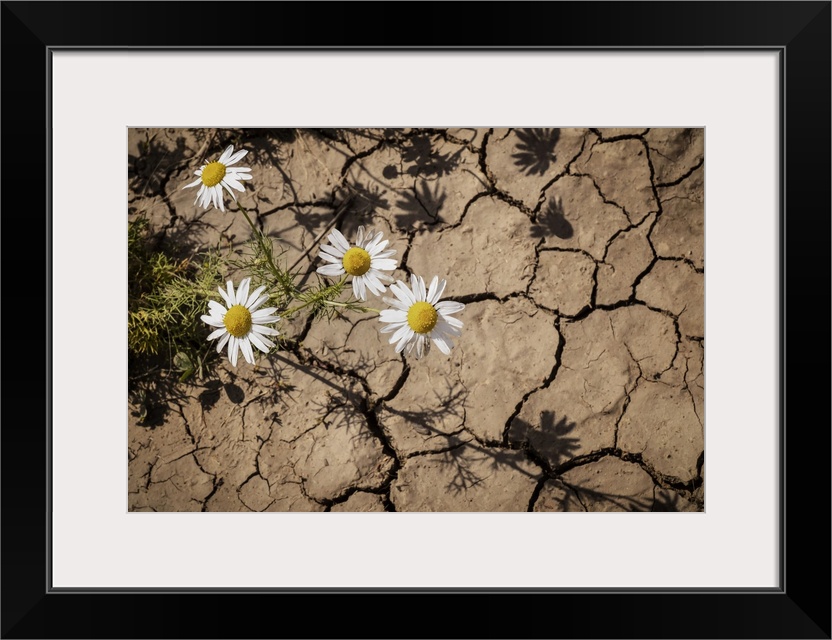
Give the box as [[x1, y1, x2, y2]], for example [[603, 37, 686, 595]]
[[316, 225, 398, 301], [378, 274, 465, 359], [182, 144, 252, 212], [200, 277, 280, 367]]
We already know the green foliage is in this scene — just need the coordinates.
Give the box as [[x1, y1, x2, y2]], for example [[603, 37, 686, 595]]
[[294, 277, 360, 321], [128, 207, 379, 386], [227, 226, 300, 309], [227, 221, 377, 323], [128, 215, 225, 380]]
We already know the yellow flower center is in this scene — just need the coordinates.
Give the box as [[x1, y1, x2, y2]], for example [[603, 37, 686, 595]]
[[201, 162, 227, 187], [342, 247, 372, 276], [223, 304, 252, 337], [407, 301, 438, 334]]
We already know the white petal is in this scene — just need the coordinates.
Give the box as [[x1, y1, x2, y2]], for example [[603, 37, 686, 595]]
[[435, 320, 462, 337], [395, 328, 415, 353], [320, 244, 345, 259], [251, 324, 280, 337], [391, 280, 416, 306], [415, 335, 425, 359], [318, 252, 342, 264], [223, 176, 245, 192], [409, 274, 426, 301], [382, 295, 409, 312], [317, 263, 345, 277], [248, 331, 274, 353], [364, 231, 384, 253], [426, 276, 439, 304], [440, 314, 464, 329], [362, 272, 385, 297], [353, 276, 366, 301], [245, 285, 267, 309], [183, 177, 202, 189], [389, 323, 412, 345], [368, 239, 390, 256], [226, 148, 248, 166], [201, 314, 225, 328], [217, 284, 233, 307], [207, 300, 226, 316], [328, 228, 350, 252], [218, 145, 234, 164], [207, 327, 227, 340], [226, 280, 236, 305], [247, 294, 270, 313], [370, 258, 397, 272], [371, 248, 396, 259], [379, 321, 406, 334], [229, 336, 240, 366], [379, 309, 408, 323], [251, 307, 278, 319], [240, 338, 255, 364], [216, 332, 231, 353], [435, 300, 464, 314], [236, 278, 251, 305], [429, 278, 447, 304], [221, 181, 238, 202], [252, 315, 280, 324], [431, 332, 453, 355], [355, 225, 365, 247], [198, 187, 211, 209]]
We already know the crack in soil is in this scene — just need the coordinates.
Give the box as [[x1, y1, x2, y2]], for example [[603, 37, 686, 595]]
[[655, 156, 704, 189], [501, 315, 564, 447], [130, 127, 704, 513]]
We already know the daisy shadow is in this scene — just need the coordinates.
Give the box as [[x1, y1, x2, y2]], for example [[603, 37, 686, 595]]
[[236, 130, 302, 205], [313, 393, 368, 438], [382, 379, 468, 443], [399, 134, 464, 178], [286, 200, 343, 240], [340, 180, 391, 218], [652, 491, 693, 512], [435, 442, 541, 498], [394, 180, 447, 228], [305, 127, 402, 151], [128, 129, 194, 196], [197, 379, 223, 410], [511, 128, 561, 176], [530, 196, 574, 240], [128, 369, 190, 429], [509, 410, 582, 468], [558, 478, 654, 512]]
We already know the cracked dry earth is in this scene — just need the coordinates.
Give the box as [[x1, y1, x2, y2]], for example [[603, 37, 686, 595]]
[[128, 127, 704, 513]]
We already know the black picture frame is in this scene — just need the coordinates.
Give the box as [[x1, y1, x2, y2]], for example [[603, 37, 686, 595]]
[[2, 2, 829, 638]]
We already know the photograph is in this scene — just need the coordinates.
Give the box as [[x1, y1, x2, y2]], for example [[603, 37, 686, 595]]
[[3, 0, 827, 635], [127, 127, 705, 513]]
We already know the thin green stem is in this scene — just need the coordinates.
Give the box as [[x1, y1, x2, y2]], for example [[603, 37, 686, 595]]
[[235, 202, 297, 302], [232, 210, 379, 319], [323, 300, 381, 314], [281, 298, 319, 316], [237, 203, 258, 236]]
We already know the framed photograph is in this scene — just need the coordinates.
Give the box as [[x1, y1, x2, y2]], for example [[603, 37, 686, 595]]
[[3, 1, 829, 638]]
